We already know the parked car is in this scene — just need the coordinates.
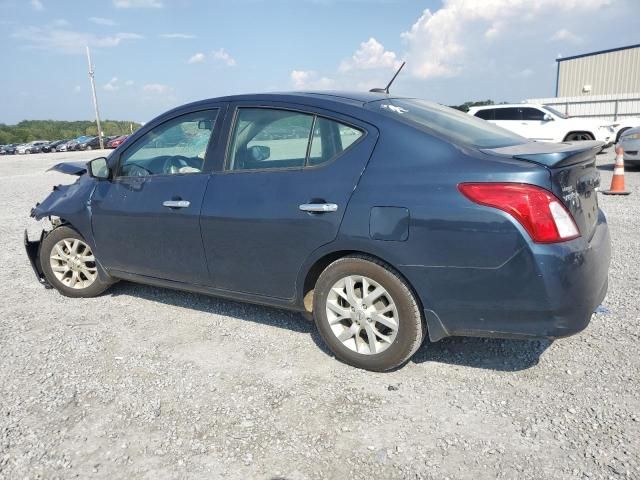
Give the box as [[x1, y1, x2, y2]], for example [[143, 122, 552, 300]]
[[25, 92, 611, 371], [0, 143, 17, 155], [610, 117, 640, 143], [63, 136, 90, 152], [78, 136, 101, 151], [618, 127, 640, 167], [41, 140, 68, 153], [468, 103, 615, 145], [16, 141, 49, 154], [56, 140, 74, 152], [107, 135, 128, 149]]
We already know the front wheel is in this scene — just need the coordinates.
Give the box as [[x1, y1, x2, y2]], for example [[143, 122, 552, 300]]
[[40, 226, 113, 298], [313, 256, 425, 371]]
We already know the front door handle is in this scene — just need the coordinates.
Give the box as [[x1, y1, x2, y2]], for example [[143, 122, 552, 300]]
[[163, 200, 190, 209], [299, 203, 338, 213]]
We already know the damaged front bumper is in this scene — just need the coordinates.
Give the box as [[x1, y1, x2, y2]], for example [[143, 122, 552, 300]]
[[24, 228, 52, 288]]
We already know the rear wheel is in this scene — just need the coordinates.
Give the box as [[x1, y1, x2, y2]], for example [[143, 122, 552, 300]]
[[40, 226, 112, 298], [313, 256, 425, 371], [564, 131, 594, 142]]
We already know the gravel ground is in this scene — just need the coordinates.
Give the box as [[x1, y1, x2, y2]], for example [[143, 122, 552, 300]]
[[0, 149, 638, 480]]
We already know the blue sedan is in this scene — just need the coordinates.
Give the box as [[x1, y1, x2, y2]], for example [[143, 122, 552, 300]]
[[25, 92, 611, 371]]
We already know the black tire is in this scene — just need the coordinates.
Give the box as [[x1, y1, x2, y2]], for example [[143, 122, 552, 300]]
[[40, 226, 113, 298], [313, 255, 425, 371], [564, 131, 595, 142]]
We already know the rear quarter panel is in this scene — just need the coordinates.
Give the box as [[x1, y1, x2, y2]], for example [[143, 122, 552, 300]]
[[322, 119, 554, 334]]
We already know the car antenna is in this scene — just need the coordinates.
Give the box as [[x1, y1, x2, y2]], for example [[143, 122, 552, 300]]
[[369, 61, 406, 94]]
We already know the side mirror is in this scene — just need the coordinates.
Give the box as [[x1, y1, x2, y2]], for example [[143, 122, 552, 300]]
[[543, 114, 554, 122], [88, 157, 111, 179], [248, 145, 271, 161]]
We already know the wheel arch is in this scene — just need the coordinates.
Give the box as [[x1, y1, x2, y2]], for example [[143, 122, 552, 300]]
[[299, 248, 424, 314], [298, 247, 448, 342], [563, 130, 595, 141], [616, 126, 631, 143]]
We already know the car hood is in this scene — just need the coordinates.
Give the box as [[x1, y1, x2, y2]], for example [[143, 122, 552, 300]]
[[621, 126, 640, 137], [562, 117, 611, 129], [47, 161, 88, 176]]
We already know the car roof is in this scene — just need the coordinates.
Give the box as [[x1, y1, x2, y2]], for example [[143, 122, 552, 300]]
[[174, 91, 410, 111]]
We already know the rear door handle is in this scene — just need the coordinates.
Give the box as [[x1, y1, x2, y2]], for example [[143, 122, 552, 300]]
[[299, 203, 338, 213], [163, 200, 190, 209]]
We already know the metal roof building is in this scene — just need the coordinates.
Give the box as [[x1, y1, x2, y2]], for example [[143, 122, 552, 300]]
[[555, 44, 640, 97]]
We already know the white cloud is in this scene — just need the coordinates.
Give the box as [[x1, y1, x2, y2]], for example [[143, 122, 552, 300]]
[[401, 0, 610, 80], [12, 27, 143, 54], [125, 80, 134, 86], [551, 28, 582, 43], [113, 0, 162, 7], [50, 19, 69, 28], [212, 48, 236, 66], [31, 0, 43, 11], [188, 52, 205, 64], [290, 70, 335, 90], [160, 33, 195, 39], [339, 37, 401, 72], [74, 85, 81, 93], [89, 17, 117, 26], [104, 77, 119, 91], [143, 83, 170, 94]]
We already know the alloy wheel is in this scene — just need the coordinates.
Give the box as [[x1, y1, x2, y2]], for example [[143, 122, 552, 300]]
[[325, 275, 399, 355], [49, 238, 98, 289]]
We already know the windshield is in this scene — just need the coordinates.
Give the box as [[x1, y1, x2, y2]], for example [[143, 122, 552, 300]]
[[370, 99, 527, 148], [543, 105, 569, 119]]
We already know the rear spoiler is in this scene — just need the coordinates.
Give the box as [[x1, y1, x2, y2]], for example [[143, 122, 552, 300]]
[[481, 140, 604, 168], [47, 161, 88, 176]]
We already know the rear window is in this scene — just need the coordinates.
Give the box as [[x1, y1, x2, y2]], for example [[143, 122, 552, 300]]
[[475, 109, 495, 120], [372, 99, 526, 148]]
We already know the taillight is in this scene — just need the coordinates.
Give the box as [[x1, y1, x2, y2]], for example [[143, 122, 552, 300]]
[[458, 183, 580, 243]]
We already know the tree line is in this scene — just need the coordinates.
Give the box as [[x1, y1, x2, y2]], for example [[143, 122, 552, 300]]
[[0, 120, 142, 144]]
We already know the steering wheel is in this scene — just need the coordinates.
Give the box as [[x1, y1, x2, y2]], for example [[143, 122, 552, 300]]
[[126, 163, 152, 177], [163, 155, 192, 174]]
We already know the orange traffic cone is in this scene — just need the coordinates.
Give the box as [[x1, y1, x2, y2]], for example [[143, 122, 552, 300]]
[[602, 145, 631, 195]]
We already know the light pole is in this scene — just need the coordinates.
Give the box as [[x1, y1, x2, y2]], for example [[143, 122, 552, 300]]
[[85, 46, 104, 150]]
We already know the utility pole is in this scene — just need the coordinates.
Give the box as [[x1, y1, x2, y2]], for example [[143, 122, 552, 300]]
[[85, 46, 104, 150]]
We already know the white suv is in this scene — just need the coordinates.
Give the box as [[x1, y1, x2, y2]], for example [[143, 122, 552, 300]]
[[468, 104, 614, 145]]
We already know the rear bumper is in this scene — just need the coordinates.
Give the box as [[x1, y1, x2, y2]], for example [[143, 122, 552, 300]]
[[403, 210, 611, 342]]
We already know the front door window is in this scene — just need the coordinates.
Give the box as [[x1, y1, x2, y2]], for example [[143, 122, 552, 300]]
[[118, 110, 219, 177]]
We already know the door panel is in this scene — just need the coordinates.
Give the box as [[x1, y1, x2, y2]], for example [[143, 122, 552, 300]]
[[200, 106, 378, 299], [92, 175, 210, 283], [519, 107, 552, 141]]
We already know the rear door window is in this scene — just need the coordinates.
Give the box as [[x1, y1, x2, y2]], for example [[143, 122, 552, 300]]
[[227, 108, 364, 171], [494, 108, 521, 121], [308, 117, 363, 166]]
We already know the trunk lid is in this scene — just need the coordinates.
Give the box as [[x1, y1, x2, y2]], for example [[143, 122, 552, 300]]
[[483, 140, 603, 239]]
